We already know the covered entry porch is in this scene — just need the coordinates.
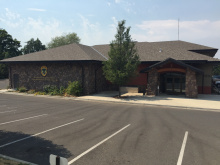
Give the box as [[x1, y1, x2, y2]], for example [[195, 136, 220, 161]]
[[140, 58, 204, 98]]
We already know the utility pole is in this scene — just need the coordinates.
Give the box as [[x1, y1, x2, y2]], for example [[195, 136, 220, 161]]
[[178, 18, 180, 40]]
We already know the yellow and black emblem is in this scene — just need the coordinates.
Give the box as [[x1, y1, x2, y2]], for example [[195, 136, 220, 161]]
[[41, 66, 47, 76]]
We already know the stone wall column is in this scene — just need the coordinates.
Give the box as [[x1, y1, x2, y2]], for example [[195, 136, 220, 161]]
[[185, 68, 198, 98], [146, 68, 158, 95]]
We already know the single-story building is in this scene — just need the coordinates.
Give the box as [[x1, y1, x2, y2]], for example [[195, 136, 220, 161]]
[[0, 40, 219, 98]]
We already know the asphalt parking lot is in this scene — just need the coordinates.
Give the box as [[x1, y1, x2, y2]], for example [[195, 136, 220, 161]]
[[0, 93, 220, 165]]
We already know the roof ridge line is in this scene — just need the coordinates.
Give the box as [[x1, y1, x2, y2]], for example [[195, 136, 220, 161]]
[[91, 46, 108, 60], [75, 44, 94, 60]]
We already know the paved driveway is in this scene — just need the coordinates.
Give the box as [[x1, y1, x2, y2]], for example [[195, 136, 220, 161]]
[[0, 93, 220, 165], [0, 79, 9, 89]]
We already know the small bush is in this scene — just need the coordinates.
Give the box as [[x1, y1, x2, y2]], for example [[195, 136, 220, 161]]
[[19, 86, 27, 93], [27, 89, 35, 94], [43, 85, 66, 96], [35, 91, 46, 95], [43, 85, 57, 93], [66, 81, 82, 96], [60, 86, 66, 95]]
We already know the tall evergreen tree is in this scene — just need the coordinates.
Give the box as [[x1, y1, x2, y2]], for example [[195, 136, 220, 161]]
[[21, 38, 46, 54], [103, 20, 140, 97]]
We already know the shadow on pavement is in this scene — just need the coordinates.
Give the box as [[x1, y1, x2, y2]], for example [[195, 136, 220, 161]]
[[0, 130, 72, 165]]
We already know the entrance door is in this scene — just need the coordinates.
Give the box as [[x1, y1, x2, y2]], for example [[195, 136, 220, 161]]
[[13, 74, 19, 89], [160, 73, 185, 94]]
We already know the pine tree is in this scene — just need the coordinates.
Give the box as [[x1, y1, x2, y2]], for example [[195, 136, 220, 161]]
[[103, 20, 140, 97]]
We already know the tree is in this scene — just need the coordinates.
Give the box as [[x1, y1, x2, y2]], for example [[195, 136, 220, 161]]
[[0, 29, 21, 78], [103, 20, 140, 97], [213, 65, 220, 75], [47, 32, 81, 49], [21, 38, 46, 54]]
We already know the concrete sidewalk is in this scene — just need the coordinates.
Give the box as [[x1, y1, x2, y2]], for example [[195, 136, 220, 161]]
[[1, 89, 220, 111], [78, 91, 220, 111]]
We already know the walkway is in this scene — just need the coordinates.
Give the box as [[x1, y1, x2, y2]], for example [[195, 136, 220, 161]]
[[79, 91, 220, 111]]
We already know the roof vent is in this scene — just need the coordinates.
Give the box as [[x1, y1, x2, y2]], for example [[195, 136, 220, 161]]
[[159, 48, 162, 52]]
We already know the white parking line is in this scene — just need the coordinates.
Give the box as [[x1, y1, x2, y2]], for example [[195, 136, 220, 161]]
[[0, 118, 84, 148], [177, 131, 188, 165], [68, 124, 131, 165], [0, 114, 48, 126], [0, 110, 17, 113]]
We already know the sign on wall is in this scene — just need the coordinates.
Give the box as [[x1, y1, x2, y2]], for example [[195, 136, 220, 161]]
[[41, 66, 47, 76]]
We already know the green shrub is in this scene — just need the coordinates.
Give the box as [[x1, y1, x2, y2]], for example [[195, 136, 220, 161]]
[[60, 86, 66, 95], [43, 85, 66, 96], [19, 86, 27, 93], [43, 85, 57, 93], [27, 89, 35, 94], [66, 81, 82, 96], [35, 91, 46, 95]]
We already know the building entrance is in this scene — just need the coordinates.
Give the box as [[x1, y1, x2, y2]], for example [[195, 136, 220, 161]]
[[159, 73, 185, 94]]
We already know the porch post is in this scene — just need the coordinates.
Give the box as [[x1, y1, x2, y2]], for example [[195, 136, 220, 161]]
[[185, 68, 198, 98], [146, 68, 158, 95]]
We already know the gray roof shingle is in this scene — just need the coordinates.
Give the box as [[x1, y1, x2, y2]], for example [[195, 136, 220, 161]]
[[1, 43, 106, 62], [0, 40, 219, 63], [93, 40, 219, 62]]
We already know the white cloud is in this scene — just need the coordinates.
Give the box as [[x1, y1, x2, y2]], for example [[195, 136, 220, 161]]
[[134, 19, 220, 58], [107, 2, 111, 6], [24, 18, 63, 44], [135, 19, 220, 41], [28, 8, 46, 12], [0, 8, 65, 46], [78, 14, 109, 45], [115, 0, 121, 4], [1, 8, 23, 28]]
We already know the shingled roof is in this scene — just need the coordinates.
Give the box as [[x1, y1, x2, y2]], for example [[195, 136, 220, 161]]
[[1, 43, 107, 63], [93, 40, 219, 62], [0, 40, 219, 63]]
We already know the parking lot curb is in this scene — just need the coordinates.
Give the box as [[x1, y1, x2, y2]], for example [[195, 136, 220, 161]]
[[0, 154, 37, 165]]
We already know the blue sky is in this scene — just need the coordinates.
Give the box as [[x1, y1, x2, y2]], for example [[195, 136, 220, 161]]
[[0, 0, 220, 58]]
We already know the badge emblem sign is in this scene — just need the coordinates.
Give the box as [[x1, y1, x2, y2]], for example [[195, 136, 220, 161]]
[[41, 66, 47, 76]]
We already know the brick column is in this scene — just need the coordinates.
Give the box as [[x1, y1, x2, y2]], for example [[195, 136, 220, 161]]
[[185, 68, 198, 98], [146, 68, 158, 95]]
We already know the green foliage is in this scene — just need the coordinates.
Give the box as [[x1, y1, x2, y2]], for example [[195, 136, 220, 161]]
[[43, 85, 56, 93], [59, 86, 66, 95], [35, 91, 47, 95], [0, 64, 8, 79], [43, 85, 59, 95], [27, 89, 36, 94], [66, 81, 82, 96], [102, 20, 140, 96], [213, 65, 220, 75], [21, 38, 46, 54], [0, 29, 21, 60], [18, 86, 27, 92], [0, 29, 21, 78], [43, 85, 66, 96], [47, 32, 81, 49]]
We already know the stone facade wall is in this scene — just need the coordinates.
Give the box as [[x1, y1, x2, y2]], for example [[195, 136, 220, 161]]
[[146, 68, 158, 95], [9, 62, 109, 95], [185, 68, 198, 98]]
